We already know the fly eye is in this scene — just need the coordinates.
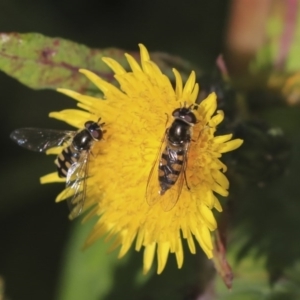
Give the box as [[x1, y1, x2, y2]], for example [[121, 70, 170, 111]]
[[172, 108, 181, 117], [184, 114, 193, 123], [84, 121, 93, 129], [92, 130, 102, 140], [184, 112, 197, 124]]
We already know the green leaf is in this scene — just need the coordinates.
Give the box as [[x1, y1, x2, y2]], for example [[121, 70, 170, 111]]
[[0, 33, 127, 92], [0, 33, 199, 93]]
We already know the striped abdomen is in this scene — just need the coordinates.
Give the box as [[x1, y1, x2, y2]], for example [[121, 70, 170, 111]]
[[55, 145, 81, 178], [158, 145, 184, 194]]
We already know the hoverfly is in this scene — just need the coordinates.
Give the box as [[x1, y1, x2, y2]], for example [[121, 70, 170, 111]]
[[146, 104, 197, 211], [10, 119, 105, 219]]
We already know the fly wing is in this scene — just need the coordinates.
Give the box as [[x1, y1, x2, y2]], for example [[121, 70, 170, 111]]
[[145, 131, 167, 207], [10, 128, 75, 152], [145, 152, 162, 207], [60, 151, 90, 220]]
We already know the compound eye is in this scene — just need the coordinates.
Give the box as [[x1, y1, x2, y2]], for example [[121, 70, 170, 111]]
[[91, 129, 102, 140], [84, 121, 93, 129], [184, 115, 192, 123], [172, 108, 181, 118], [184, 112, 197, 124]]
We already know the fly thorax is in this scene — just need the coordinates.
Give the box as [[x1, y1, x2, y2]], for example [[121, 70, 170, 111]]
[[72, 129, 93, 151], [168, 119, 191, 146]]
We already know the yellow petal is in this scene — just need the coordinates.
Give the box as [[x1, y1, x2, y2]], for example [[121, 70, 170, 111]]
[[212, 182, 229, 197], [213, 134, 233, 144], [118, 230, 137, 258], [143, 243, 156, 274], [186, 231, 196, 254], [124, 53, 142, 73], [190, 83, 199, 103], [79, 69, 125, 100], [135, 227, 145, 251], [173, 68, 183, 98], [157, 242, 170, 274], [211, 169, 230, 190], [182, 71, 196, 99], [57, 88, 101, 105], [198, 204, 217, 231], [210, 110, 224, 126], [213, 196, 223, 212], [175, 238, 184, 269], [49, 109, 92, 128], [219, 139, 244, 153], [55, 187, 74, 202], [139, 43, 150, 65], [102, 57, 126, 75], [40, 172, 65, 184], [194, 226, 213, 258], [45, 146, 63, 155]]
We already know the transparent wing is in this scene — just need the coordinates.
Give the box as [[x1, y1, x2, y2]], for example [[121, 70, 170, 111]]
[[146, 136, 189, 211], [10, 128, 76, 152], [145, 131, 167, 207], [63, 151, 90, 220]]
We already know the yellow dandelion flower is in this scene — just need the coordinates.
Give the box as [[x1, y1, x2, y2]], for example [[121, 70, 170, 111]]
[[40, 44, 243, 274]]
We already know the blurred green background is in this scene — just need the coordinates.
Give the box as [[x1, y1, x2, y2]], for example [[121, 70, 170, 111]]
[[1, 0, 300, 299]]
